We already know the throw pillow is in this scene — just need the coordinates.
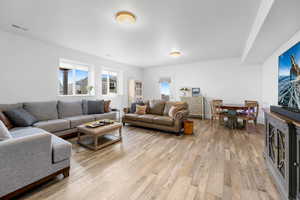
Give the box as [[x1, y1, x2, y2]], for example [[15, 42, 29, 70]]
[[104, 100, 111, 113], [87, 100, 104, 114], [135, 105, 147, 115], [4, 108, 38, 127], [168, 105, 185, 119], [130, 102, 145, 113], [0, 110, 14, 129], [0, 121, 12, 141]]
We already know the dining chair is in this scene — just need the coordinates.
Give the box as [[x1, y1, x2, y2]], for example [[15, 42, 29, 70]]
[[210, 99, 224, 124], [237, 100, 259, 131]]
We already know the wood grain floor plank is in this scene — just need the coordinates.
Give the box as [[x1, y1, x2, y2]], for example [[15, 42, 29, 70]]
[[17, 120, 280, 200]]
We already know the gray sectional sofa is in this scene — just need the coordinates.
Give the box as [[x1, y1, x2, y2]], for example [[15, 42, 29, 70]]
[[0, 100, 117, 199]]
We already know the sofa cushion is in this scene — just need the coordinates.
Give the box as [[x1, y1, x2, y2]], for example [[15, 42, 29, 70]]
[[163, 101, 186, 116], [86, 100, 104, 114], [51, 135, 72, 163], [153, 116, 174, 126], [23, 101, 58, 121], [137, 114, 156, 123], [124, 113, 140, 121], [0, 121, 12, 141], [130, 102, 145, 113], [93, 112, 117, 120], [147, 100, 165, 115], [0, 110, 14, 129], [33, 119, 70, 133], [10, 127, 49, 138], [4, 108, 38, 127], [58, 101, 83, 118], [64, 115, 95, 128]]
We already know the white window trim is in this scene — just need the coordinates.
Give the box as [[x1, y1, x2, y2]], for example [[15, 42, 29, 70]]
[[58, 59, 95, 96], [101, 69, 120, 96]]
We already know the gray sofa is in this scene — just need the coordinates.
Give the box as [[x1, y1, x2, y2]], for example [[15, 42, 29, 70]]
[[0, 100, 117, 199]]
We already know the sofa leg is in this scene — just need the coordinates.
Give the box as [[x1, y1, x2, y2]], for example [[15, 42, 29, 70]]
[[123, 122, 126, 126], [63, 167, 70, 178]]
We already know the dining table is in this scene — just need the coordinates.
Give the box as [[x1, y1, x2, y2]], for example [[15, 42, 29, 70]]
[[218, 104, 248, 129]]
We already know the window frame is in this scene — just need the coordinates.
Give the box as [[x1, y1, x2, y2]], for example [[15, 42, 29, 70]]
[[58, 59, 94, 97], [101, 69, 119, 96]]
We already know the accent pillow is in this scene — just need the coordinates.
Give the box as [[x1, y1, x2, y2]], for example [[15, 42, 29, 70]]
[[4, 108, 38, 127], [130, 102, 145, 113], [87, 100, 104, 114], [168, 104, 185, 119], [0, 121, 12, 141], [0, 110, 14, 129], [104, 100, 111, 113], [135, 105, 147, 115]]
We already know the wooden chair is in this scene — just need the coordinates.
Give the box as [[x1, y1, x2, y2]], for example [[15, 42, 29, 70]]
[[210, 99, 224, 124], [237, 100, 259, 131]]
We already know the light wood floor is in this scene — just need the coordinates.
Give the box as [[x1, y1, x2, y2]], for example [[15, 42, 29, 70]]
[[19, 120, 280, 200]]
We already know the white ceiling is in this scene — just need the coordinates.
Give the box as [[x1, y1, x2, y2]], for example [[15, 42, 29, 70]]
[[0, 0, 263, 67], [243, 0, 300, 64]]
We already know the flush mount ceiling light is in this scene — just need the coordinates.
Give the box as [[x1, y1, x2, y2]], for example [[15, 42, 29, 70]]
[[115, 11, 136, 24], [170, 51, 182, 58]]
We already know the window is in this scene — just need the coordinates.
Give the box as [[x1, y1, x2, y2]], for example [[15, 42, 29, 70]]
[[102, 70, 118, 95], [159, 77, 172, 101], [59, 60, 92, 96]]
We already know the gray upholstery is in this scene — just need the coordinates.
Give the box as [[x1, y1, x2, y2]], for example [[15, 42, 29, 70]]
[[58, 101, 83, 118], [4, 108, 38, 127], [24, 101, 58, 121], [93, 112, 117, 120], [0, 101, 117, 137], [10, 127, 49, 138], [51, 135, 72, 163], [33, 119, 70, 133], [0, 127, 71, 198], [64, 115, 95, 128], [88, 100, 104, 114], [0, 103, 23, 111]]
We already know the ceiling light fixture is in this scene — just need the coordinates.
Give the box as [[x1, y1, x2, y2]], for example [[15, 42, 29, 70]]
[[170, 51, 182, 58], [11, 24, 28, 31], [115, 11, 136, 24]]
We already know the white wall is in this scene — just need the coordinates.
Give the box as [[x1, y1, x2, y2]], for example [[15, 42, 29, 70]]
[[262, 29, 300, 107], [143, 58, 263, 121], [0, 30, 143, 109]]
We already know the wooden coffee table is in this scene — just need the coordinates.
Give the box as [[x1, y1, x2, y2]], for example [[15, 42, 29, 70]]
[[77, 121, 122, 151]]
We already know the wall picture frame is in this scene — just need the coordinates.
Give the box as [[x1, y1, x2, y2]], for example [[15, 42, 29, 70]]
[[192, 88, 200, 97]]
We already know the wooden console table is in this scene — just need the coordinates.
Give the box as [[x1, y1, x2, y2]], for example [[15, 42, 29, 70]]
[[264, 109, 300, 200]]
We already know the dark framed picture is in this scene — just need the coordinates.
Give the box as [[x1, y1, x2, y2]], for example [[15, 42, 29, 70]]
[[192, 88, 200, 96]]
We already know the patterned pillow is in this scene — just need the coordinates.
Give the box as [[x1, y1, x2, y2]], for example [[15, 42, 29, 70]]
[[0, 121, 11, 141], [135, 105, 147, 115], [104, 100, 111, 113], [0, 110, 14, 129], [168, 104, 186, 119]]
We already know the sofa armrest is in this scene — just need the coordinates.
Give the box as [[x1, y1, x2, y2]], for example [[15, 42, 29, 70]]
[[0, 133, 52, 196], [123, 107, 131, 114]]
